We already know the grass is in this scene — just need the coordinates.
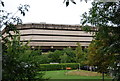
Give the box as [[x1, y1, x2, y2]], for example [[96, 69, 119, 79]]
[[66, 70, 102, 76], [40, 70, 112, 80]]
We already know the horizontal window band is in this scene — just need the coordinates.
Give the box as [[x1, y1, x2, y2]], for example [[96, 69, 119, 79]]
[[20, 34, 94, 37], [2, 35, 93, 40], [17, 28, 97, 32], [20, 40, 91, 43]]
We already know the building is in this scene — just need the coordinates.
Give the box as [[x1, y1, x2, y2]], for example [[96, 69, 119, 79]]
[[2, 23, 95, 51]]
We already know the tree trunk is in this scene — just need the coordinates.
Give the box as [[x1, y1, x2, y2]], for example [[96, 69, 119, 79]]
[[102, 72, 104, 81]]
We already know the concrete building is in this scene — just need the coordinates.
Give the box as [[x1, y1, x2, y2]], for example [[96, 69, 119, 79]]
[[2, 23, 95, 51]]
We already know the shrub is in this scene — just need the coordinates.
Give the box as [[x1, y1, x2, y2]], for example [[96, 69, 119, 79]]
[[2, 35, 45, 80], [39, 63, 79, 71]]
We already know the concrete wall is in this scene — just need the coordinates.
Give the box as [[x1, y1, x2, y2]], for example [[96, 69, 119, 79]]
[[2, 23, 95, 50]]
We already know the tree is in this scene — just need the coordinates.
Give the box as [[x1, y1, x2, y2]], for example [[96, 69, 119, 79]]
[[47, 48, 76, 63], [60, 53, 69, 63], [74, 43, 86, 70], [63, 47, 76, 62], [87, 40, 115, 79], [48, 50, 62, 63], [81, 1, 120, 81], [39, 54, 50, 64], [75, 43, 83, 63], [1, 1, 46, 80], [2, 33, 46, 80]]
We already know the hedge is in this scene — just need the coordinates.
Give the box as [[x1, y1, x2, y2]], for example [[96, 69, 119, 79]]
[[39, 63, 79, 71]]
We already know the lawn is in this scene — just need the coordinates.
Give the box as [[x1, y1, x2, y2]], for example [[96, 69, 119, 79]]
[[40, 70, 112, 80]]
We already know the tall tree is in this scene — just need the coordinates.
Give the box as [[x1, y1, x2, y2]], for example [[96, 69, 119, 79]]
[[60, 53, 69, 63], [1, 1, 46, 80], [63, 47, 76, 62], [2, 34, 45, 80], [74, 43, 83, 69], [81, 1, 120, 81]]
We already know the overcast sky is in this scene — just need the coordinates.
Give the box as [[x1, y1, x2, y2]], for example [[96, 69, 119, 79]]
[[3, 0, 93, 25]]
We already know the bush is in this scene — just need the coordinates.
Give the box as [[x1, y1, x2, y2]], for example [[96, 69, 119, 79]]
[[39, 63, 79, 71], [2, 35, 45, 80], [39, 54, 50, 64]]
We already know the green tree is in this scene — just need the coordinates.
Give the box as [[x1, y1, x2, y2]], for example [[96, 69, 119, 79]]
[[63, 47, 76, 62], [1, 1, 46, 80], [75, 43, 83, 63], [87, 40, 114, 71], [48, 50, 62, 63], [39, 54, 50, 64], [48, 47, 76, 63], [2, 34, 45, 80], [74, 43, 85, 70], [81, 1, 120, 81], [60, 53, 69, 63]]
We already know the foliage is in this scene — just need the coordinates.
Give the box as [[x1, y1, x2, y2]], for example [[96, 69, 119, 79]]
[[42, 46, 87, 64], [40, 46, 87, 64], [47, 48, 76, 63], [60, 53, 70, 63], [48, 50, 62, 63], [39, 54, 50, 64], [81, 2, 120, 27], [74, 43, 87, 70], [2, 34, 45, 80], [87, 40, 115, 73], [0, 2, 30, 29], [81, 1, 120, 80], [63, 47, 75, 58], [63, 47, 76, 63], [40, 63, 79, 71], [1, 1, 45, 80], [63, 0, 76, 7], [63, 0, 88, 7], [74, 43, 83, 63], [60, 53, 69, 63]]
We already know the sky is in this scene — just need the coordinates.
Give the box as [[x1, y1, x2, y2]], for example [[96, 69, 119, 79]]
[[3, 0, 93, 25]]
